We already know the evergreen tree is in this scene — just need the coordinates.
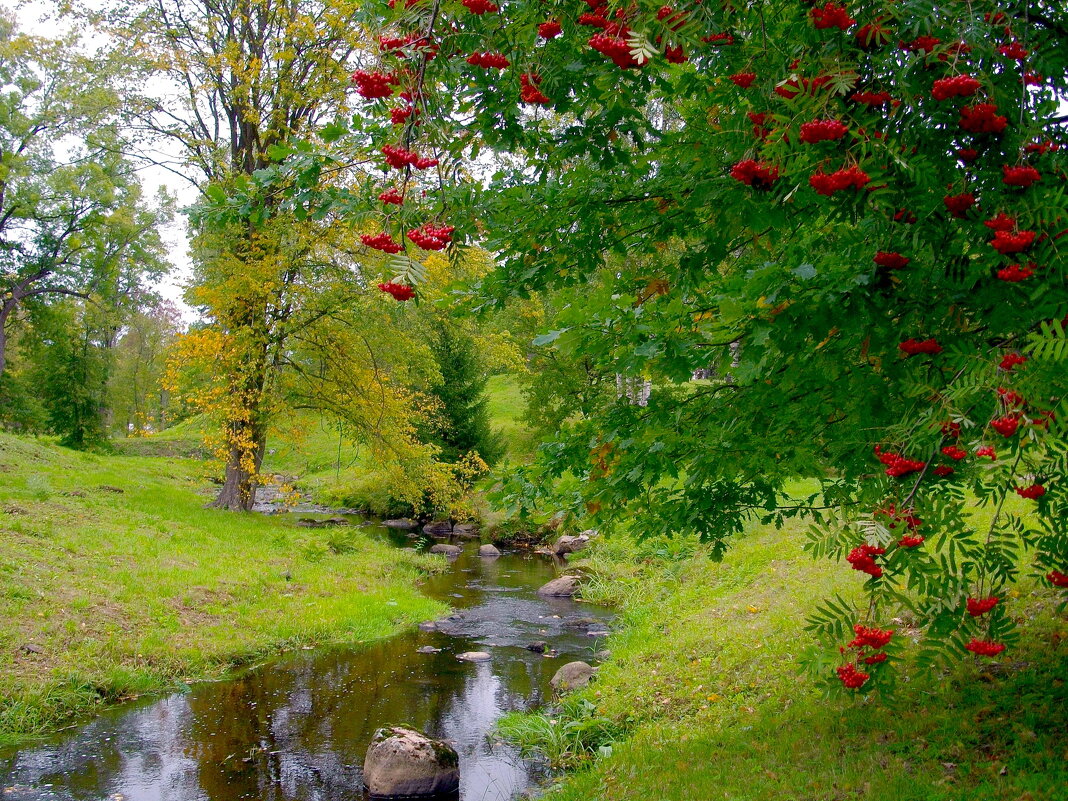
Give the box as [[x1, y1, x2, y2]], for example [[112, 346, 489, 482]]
[[427, 323, 505, 467]]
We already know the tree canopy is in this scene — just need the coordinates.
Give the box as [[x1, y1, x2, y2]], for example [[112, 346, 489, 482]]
[[201, 0, 1068, 688]]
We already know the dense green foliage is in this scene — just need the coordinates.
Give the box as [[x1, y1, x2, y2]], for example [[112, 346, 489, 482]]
[[212, 0, 1068, 683]]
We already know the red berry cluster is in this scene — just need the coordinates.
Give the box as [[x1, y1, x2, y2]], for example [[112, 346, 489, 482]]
[[893, 209, 917, 224], [998, 41, 1029, 61], [378, 188, 404, 205], [351, 70, 396, 99], [849, 89, 893, 107], [702, 32, 734, 46], [900, 34, 939, 52], [809, 165, 870, 195], [898, 338, 942, 356], [390, 106, 415, 125], [730, 159, 781, 189], [775, 75, 831, 99], [1002, 165, 1041, 187], [876, 502, 922, 530], [933, 465, 955, 477], [976, 446, 997, 459], [837, 624, 893, 689], [656, 5, 688, 30], [1048, 571, 1068, 587], [959, 103, 1008, 134], [943, 192, 975, 218], [588, 32, 640, 69], [941, 445, 968, 460], [730, 72, 756, 88], [378, 32, 437, 59], [855, 21, 892, 49], [999, 352, 1027, 371], [849, 624, 894, 649], [930, 74, 981, 100], [898, 534, 925, 547], [747, 112, 771, 140], [997, 262, 1035, 282], [461, 0, 499, 14], [836, 663, 869, 688], [664, 45, 687, 64], [958, 147, 979, 163], [990, 413, 1021, 437], [966, 596, 1000, 616], [467, 51, 510, 69], [1024, 140, 1060, 155], [382, 144, 438, 170], [874, 251, 909, 269], [990, 229, 1035, 254], [799, 119, 849, 143], [361, 232, 404, 254], [538, 20, 562, 39], [997, 387, 1025, 408], [984, 212, 1015, 232], [875, 446, 926, 477], [847, 544, 886, 576], [965, 639, 1006, 657], [520, 73, 550, 104], [810, 2, 855, 30], [406, 223, 454, 250], [377, 281, 415, 301], [1015, 483, 1046, 499]]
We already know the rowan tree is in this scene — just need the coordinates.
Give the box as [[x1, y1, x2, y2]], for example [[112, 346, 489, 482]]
[[208, 0, 1067, 687]]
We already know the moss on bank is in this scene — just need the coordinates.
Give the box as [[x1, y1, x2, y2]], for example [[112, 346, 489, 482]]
[[499, 523, 1068, 800], [0, 433, 447, 747]]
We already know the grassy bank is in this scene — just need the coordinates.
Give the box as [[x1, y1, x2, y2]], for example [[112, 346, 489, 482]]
[[0, 433, 447, 747], [113, 374, 535, 510], [500, 524, 1068, 800]]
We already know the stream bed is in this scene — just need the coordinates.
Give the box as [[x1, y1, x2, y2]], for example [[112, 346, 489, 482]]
[[1, 521, 612, 801]]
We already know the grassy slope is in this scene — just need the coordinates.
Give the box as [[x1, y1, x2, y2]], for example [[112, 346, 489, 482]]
[[115, 373, 533, 491], [0, 433, 446, 746], [508, 523, 1067, 801]]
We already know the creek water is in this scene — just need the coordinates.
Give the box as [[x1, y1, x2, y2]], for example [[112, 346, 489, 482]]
[[0, 522, 612, 801]]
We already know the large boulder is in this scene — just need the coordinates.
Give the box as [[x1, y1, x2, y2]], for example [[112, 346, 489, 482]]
[[457, 651, 491, 662], [478, 544, 501, 557], [383, 519, 418, 530], [553, 534, 590, 556], [363, 726, 459, 798], [422, 520, 453, 536], [429, 543, 461, 556], [550, 661, 595, 693], [536, 575, 580, 597], [453, 523, 480, 539]]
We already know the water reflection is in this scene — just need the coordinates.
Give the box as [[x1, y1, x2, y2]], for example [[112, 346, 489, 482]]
[[1, 531, 611, 801]]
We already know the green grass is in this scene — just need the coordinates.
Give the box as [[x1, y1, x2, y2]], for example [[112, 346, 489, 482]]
[[500, 521, 1067, 801], [114, 373, 533, 505], [485, 373, 537, 464], [0, 433, 447, 746]]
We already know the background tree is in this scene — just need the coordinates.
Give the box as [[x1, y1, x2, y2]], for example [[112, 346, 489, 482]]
[[424, 320, 505, 466], [108, 299, 184, 434], [93, 0, 378, 508], [0, 14, 168, 381]]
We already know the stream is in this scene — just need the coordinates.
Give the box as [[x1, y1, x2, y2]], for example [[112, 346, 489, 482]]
[[0, 520, 613, 801]]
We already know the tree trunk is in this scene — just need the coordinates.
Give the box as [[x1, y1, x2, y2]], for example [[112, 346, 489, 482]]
[[209, 420, 267, 511], [0, 297, 14, 380]]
